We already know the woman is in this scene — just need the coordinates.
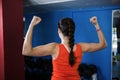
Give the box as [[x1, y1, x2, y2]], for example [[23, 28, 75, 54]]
[[22, 16, 107, 80]]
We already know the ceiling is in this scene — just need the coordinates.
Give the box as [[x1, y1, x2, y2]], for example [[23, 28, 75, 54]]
[[24, 0, 120, 14]]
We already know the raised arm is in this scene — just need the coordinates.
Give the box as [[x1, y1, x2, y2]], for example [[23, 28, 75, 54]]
[[79, 16, 107, 53], [22, 16, 58, 56]]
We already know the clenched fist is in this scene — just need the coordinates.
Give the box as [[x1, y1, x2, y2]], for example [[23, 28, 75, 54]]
[[30, 16, 41, 26], [90, 16, 98, 25]]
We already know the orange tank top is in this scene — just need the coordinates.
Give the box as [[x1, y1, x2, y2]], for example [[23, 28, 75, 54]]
[[51, 44, 82, 80]]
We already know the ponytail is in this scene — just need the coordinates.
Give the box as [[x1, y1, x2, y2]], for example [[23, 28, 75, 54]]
[[58, 17, 76, 67], [68, 20, 76, 67]]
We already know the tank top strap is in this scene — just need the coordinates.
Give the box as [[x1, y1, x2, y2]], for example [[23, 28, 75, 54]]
[[76, 44, 82, 51], [59, 44, 82, 56], [59, 44, 67, 52], [75, 44, 82, 57]]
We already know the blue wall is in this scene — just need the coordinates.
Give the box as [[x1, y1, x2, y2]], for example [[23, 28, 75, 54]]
[[24, 6, 120, 80]]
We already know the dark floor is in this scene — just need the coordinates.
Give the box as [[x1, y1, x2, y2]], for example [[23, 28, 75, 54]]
[[25, 56, 120, 80], [112, 60, 120, 80]]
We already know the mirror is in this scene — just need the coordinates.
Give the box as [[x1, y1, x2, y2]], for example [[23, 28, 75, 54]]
[[112, 10, 120, 80]]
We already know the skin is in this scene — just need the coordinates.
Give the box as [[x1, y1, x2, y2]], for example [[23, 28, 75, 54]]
[[22, 16, 107, 59]]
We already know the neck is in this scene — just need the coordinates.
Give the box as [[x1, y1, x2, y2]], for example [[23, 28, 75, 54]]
[[61, 36, 69, 46], [61, 36, 72, 52]]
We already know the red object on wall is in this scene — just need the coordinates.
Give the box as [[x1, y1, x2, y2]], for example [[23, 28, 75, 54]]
[[0, 0, 25, 80], [0, 0, 4, 80]]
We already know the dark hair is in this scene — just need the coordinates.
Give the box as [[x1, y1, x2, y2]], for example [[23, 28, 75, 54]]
[[58, 17, 75, 67]]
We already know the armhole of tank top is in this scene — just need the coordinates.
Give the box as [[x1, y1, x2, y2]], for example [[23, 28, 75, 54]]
[[76, 44, 83, 57], [52, 44, 61, 61]]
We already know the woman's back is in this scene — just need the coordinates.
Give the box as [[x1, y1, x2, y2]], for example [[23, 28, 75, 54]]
[[51, 44, 82, 80]]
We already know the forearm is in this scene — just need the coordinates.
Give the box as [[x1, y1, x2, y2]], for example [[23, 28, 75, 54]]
[[22, 24, 34, 55], [94, 23, 107, 48]]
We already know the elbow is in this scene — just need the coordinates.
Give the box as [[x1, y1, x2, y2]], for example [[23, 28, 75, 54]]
[[101, 42, 107, 49], [98, 42, 107, 50], [22, 49, 32, 56], [22, 50, 27, 56], [22, 44, 33, 56], [103, 40, 107, 48], [103, 43, 107, 48], [22, 51, 26, 56]]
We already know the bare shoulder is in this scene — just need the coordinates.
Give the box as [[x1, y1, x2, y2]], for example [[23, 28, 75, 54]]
[[50, 42, 59, 59], [48, 42, 59, 53], [49, 42, 59, 48], [47, 42, 58, 46], [77, 42, 90, 53]]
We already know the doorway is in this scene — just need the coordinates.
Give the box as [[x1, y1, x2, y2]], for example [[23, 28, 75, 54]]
[[112, 10, 120, 80]]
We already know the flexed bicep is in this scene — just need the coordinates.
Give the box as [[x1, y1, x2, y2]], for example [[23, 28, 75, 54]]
[[23, 42, 58, 57], [79, 43, 106, 53]]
